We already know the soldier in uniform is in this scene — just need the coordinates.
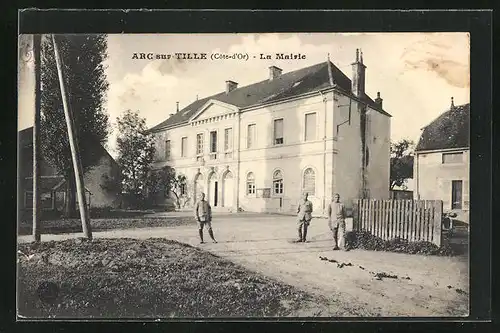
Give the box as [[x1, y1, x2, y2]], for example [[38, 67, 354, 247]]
[[296, 192, 313, 242], [327, 193, 346, 250], [194, 192, 217, 244]]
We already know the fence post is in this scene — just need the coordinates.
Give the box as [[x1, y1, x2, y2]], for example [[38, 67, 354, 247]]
[[433, 200, 443, 247]]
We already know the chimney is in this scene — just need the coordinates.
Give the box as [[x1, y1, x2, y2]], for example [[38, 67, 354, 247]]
[[176, 101, 179, 113], [169, 113, 174, 118], [450, 96, 455, 110], [351, 48, 366, 97], [269, 66, 282, 81], [375, 91, 383, 108], [225, 80, 238, 94]]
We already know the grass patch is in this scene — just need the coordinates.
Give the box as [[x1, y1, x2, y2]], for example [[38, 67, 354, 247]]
[[344, 231, 465, 256], [18, 216, 194, 236], [17, 238, 312, 318]]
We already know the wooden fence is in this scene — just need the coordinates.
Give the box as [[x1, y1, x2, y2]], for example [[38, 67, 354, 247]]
[[353, 199, 443, 246]]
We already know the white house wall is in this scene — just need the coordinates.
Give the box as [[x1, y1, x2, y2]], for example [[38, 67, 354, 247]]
[[365, 105, 391, 200], [151, 90, 391, 215], [83, 154, 121, 208], [414, 149, 469, 221], [332, 94, 363, 208], [238, 92, 334, 215]]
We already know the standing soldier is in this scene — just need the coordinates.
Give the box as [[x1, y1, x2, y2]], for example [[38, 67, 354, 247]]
[[194, 192, 217, 244], [328, 193, 346, 250], [296, 192, 313, 242]]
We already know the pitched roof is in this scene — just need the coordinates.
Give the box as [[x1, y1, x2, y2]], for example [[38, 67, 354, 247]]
[[18, 127, 34, 148], [23, 176, 65, 193], [18, 126, 117, 166], [148, 61, 389, 132], [416, 103, 470, 152]]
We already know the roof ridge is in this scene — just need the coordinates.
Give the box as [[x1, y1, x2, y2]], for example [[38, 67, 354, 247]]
[[183, 61, 330, 107]]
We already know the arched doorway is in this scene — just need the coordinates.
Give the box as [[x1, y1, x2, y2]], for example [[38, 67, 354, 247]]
[[208, 172, 218, 207], [222, 171, 234, 209], [194, 173, 204, 202]]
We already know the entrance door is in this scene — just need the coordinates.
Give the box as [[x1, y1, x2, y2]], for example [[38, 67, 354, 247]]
[[223, 171, 234, 209], [208, 173, 218, 207], [214, 181, 218, 207], [451, 180, 463, 209]]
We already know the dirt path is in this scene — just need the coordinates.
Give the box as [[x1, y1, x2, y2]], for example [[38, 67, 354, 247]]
[[18, 214, 469, 317]]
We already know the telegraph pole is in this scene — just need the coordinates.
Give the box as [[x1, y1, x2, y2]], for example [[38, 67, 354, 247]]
[[51, 34, 92, 240], [32, 34, 41, 242]]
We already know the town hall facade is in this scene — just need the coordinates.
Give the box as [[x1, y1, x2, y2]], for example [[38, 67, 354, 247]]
[[148, 49, 391, 215]]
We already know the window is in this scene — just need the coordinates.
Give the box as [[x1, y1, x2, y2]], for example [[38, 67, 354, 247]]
[[247, 124, 256, 148], [272, 170, 284, 195], [181, 137, 187, 157], [273, 119, 284, 145], [210, 131, 217, 159], [210, 131, 217, 153], [246, 172, 256, 195], [304, 112, 317, 141], [452, 180, 463, 209], [442, 152, 463, 164], [302, 168, 315, 195], [165, 140, 171, 160], [25, 191, 33, 209], [224, 128, 233, 151], [196, 133, 204, 155]]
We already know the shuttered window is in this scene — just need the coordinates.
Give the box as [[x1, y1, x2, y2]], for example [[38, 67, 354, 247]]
[[442, 152, 463, 164], [224, 128, 233, 151], [247, 124, 256, 148], [196, 133, 204, 155], [452, 180, 463, 210], [181, 137, 187, 157], [165, 140, 171, 160], [210, 131, 217, 153], [273, 119, 284, 145], [302, 168, 316, 195], [304, 113, 317, 141]]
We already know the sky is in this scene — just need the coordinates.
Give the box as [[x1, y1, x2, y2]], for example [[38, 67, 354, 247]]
[[18, 33, 470, 157]]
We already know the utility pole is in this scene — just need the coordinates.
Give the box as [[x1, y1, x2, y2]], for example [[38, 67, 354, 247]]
[[32, 34, 42, 243], [51, 34, 92, 240]]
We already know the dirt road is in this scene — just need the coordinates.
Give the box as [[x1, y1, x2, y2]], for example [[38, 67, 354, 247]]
[[18, 213, 469, 317]]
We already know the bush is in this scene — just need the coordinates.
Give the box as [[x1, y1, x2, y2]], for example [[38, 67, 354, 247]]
[[344, 231, 456, 256]]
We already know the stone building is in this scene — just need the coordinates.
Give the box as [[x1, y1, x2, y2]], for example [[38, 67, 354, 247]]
[[148, 50, 391, 215], [414, 99, 470, 224], [18, 126, 121, 214]]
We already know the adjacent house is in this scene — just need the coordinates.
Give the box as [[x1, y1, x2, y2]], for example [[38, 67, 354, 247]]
[[148, 49, 392, 215], [18, 126, 122, 215], [414, 99, 470, 224]]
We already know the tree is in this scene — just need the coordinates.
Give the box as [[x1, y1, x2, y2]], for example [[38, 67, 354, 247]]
[[40, 34, 110, 217], [146, 166, 174, 206], [390, 139, 415, 190], [116, 110, 155, 208], [169, 173, 188, 209], [146, 166, 188, 209]]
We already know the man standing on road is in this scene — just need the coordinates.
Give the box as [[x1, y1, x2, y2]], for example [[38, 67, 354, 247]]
[[296, 192, 313, 243], [328, 193, 346, 250], [194, 192, 217, 244]]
